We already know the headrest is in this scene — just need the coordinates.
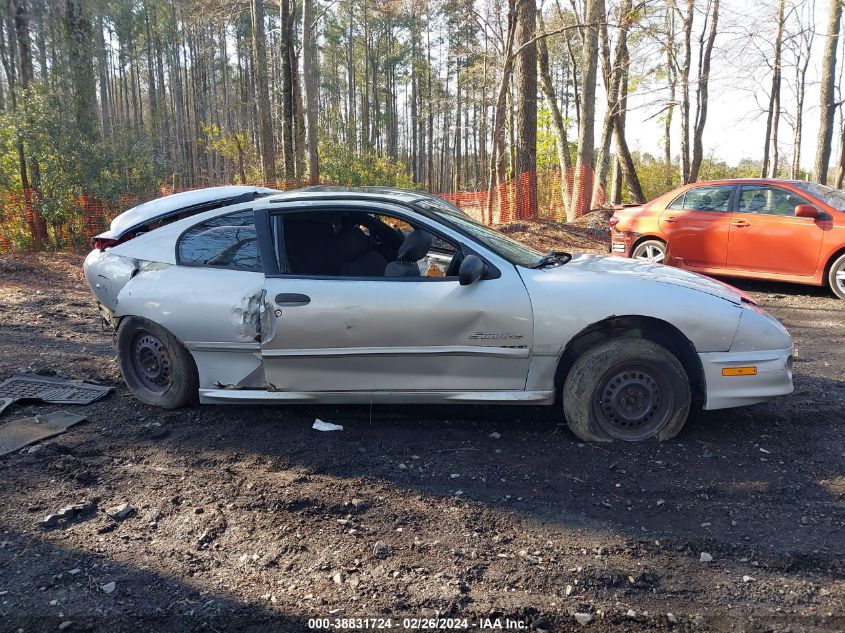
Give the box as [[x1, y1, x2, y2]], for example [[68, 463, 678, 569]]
[[397, 229, 433, 263], [335, 225, 370, 262]]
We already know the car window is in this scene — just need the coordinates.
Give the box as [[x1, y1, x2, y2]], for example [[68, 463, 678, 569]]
[[177, 209, 262, 271], [737, 185, 811, 216], [676, 186, 733, 212], [278, 210, 459, 278], [791, 180, 845, 211], [666, 193, 686, 210]]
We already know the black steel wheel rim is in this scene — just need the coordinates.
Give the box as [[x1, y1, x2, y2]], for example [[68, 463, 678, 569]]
[[129, 331, 172, 394], [592, 361, 674, 441]]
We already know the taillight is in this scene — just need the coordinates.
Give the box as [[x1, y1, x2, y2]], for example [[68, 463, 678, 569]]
[[91, 237, 119, 250], [608, 216, 620, 228]]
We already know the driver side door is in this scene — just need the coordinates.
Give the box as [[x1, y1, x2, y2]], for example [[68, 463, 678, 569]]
[[256, 204, 534, 393]]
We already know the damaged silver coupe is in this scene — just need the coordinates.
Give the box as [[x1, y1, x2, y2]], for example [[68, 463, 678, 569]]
[[84, 186, 794, 442]]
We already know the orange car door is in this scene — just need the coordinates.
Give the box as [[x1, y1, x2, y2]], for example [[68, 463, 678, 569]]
[[727, 185, 825, 277], [658, 185, 734, 268]]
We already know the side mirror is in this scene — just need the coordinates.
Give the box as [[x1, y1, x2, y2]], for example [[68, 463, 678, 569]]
[[795, 204, 821, 218], [459, 254, 486, 286]]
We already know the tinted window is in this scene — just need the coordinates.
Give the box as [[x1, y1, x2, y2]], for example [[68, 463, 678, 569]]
[[738, 185, 811, 216], [677, 186, 732, 211], [178, 209, 262, 271]]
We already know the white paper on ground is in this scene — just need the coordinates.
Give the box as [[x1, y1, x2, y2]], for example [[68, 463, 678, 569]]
[[312, 419, 344, 432]]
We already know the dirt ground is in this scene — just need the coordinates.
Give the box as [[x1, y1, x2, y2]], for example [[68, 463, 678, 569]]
[[0, 221, 843, 632]]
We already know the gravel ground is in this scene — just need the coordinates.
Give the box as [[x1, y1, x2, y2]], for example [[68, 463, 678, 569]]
[[0, 233, 843, 633]]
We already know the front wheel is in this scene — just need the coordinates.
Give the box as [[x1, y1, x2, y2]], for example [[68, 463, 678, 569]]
[[116, 317, 198, 408], [563, 339, 691, 442], [828, 253, 845, 300], [631, 239, 667, 264]]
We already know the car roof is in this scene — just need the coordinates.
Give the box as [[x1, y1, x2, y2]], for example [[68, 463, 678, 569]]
[[109, 185, 280, 236], [680, 178, 809, 187], [263, 186, 438, 205]]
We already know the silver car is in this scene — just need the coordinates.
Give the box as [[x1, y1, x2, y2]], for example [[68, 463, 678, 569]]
[[83, 186, 794, 442]]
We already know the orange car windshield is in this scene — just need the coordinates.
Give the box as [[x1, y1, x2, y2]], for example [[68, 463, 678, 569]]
[[792, 181, 845, 212]]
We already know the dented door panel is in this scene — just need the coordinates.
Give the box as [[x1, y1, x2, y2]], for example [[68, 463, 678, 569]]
[[260, 274, 534, 392]]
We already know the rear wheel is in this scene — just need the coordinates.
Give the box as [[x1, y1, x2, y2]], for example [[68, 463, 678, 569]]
[[116, 317, 198, 408], [828, 253, 845, 300], [631, 239, 667, 264], [563, 338, 691, 442]]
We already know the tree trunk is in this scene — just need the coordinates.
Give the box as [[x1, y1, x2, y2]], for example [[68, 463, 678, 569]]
[[301, 0, 319, 183], [689, 0, 719, 183], [675, 0, 693, 183], [814, 0, 843, 184], [537, 11, 572, 220], [251, 0, 276, 184], [663, 6, 675, 188], [513, 0, 537, 219], [791, 26, 812, 179], [94, 14, 110, 138], [486, 0, 516, 222], [12, 0, 47, 247], [572, 0, 601, 218], [761, 0, 785, 178]]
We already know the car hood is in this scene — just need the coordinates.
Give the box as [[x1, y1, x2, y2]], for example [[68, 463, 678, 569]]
[[531, 254, 751, 305]]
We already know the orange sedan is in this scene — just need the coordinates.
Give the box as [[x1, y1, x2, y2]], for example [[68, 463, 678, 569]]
[[609, 179, 845, 299]]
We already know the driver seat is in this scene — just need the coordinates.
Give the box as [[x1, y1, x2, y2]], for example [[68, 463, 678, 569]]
[[385, 230, 433, 278]]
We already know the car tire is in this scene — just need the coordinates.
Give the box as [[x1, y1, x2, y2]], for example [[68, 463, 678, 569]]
[[116, 317, 198, 409], [631, 239, 667, 264], [828, 252, 845, 300], [563, 338, 691, 442]]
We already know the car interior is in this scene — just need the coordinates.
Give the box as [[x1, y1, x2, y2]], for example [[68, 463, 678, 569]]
[[276, 211, 463, 278]]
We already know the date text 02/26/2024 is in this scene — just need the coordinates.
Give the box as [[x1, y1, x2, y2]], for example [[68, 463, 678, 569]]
[[307, 617, 529, 630]]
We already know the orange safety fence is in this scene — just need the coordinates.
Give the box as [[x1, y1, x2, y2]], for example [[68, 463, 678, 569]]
[[0, 168, 603, 253]]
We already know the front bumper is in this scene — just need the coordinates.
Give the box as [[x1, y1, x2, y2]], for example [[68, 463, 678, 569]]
[[699, 346, 794, 410]]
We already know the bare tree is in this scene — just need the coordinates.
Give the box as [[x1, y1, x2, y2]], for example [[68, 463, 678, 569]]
[[251, 0, 276, 183], [538, 10, 573, 220], [788, 0, 814, 179], [302, 0, 319, 184], [814, 0, 843, 184], [514, 0, 538, 217], [572, 0, 602, 216], [761, 0, 786, 178], [688, 0, 719, 182]]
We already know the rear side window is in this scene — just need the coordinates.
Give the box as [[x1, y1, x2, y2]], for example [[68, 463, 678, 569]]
[[669, 186, 733, 212], [177, 209, 262, 272], [737, 185, 810, 216]]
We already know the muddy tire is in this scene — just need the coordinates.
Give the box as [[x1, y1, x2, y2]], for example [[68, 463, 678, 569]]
[[563, 338, 690, 442], [116, 317, 198, 409], [828, 252, 845, 300]]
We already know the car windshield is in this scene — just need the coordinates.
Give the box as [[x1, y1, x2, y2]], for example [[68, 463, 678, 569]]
[[414, 198, 545, 267], [791, 181, 845, 211]]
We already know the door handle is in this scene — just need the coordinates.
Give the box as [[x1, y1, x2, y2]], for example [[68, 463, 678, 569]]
[[731, 220, 750, 227], [664, 216, 679, 223], [275, 293, 311, 306]]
